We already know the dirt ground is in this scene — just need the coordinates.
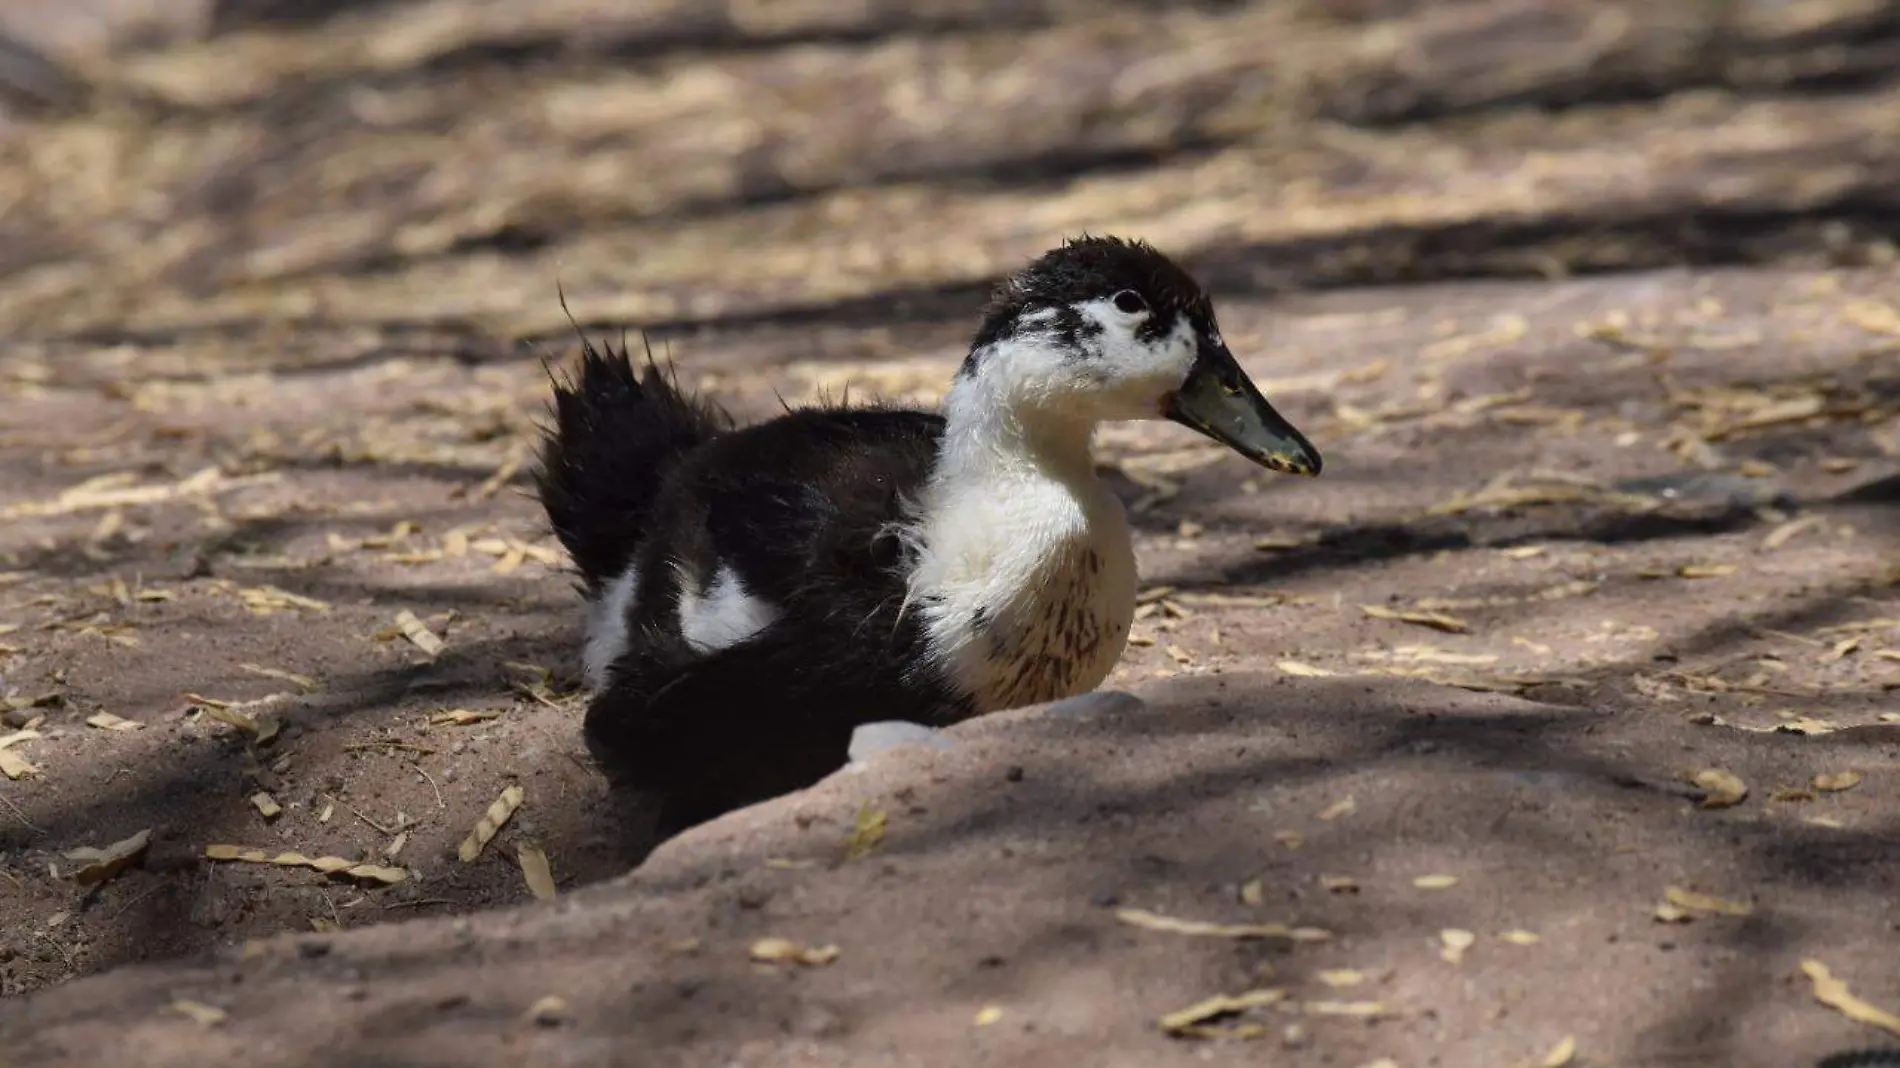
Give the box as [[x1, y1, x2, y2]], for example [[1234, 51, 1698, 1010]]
[[1, 2, 1899, 1066]]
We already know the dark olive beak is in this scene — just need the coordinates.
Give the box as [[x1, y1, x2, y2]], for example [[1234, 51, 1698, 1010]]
[[1163, 339, 1322, 477]]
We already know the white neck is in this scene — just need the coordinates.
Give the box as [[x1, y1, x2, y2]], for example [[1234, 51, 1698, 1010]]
[[933, 367, 1098, 486], [903, 349, 1140, 714]]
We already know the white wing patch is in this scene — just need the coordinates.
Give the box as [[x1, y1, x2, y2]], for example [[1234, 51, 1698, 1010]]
[[678, 564, 779, 653], [582, 565, 639, 690]]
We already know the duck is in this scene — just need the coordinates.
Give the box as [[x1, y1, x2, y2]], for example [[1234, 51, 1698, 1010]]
[[535, 236, 1321, 831]]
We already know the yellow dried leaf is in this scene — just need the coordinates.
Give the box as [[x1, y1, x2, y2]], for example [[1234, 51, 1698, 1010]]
[[459, 784, 524, 862], [1159, 988, 1286, 1035], [171, 999, 227, 1027], [1317, 969, 1366, 987], [1844, 300, 1900, 337], [1274, 830, 1305, 850], [1762, 515, 1823, 550], [1116, 908, 1325, 941], [1305, 1001, 1391, 1018], [1665, 886, 1752, 917], [517, 844, 557, 900], [1685, 768, 1749, 808], [1535, 1034, 1578, 1067], [204, 844, 407, 884], [1440, 928, 1475, 964], [973, 1005, 1005, 1027], [62, 828, 151, 886], [1802, 960, 1900, 1037], [1502, 545, 1547, 558], [238, 663, 316, 690], [85, 712, 144, 731], [1239, 879, 1265, 906], [844, 804, 886, 861], [1825, 637, 1862, 662], [0, 746, 37, 780], [1678, 564, 1738, 579], [394, 609, 445, 657], [1813, 771, 1863, 792], [1277, 660, 1334, 677], [194, 699, 283, 746], [525, 996, 568, 1026], [249, 792, 281, 819], [749, 938, 839, 967], [1770, 786, 1816, 803], [1317, 795, 1357, 821], [1413, 874, 1459, 890], [430, 708, 501, 726], [1361, 604, 1470, 633], [1653, 904, 1693, 924], [1500, 929, 1541, 945]]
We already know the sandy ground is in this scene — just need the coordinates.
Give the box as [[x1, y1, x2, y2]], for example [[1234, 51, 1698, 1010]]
[[1, 2, 1898, 1066]]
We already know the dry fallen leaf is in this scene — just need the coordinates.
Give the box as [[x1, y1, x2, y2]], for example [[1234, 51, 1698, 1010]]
[[1276, 660, 1335, 678], [249, 791, 281, 820], [1804, 960, 1900, 1037], [205, 844, 406, 884], [84, 712, 144, 732], [1813, 771, 1863, 793], [170, 999, 228, 1027], [193, 698, 283, 747], [430, 708, 501, 726], [525, 995, 568, 1026], [1317, 795, 1357, 821], [1678, 564, 1739, 579], [1500, 929, 1541, 945], [1653, 903, 1694, 924], [1762, 515, 1824, 550], [1533, 1034, 1578, 1067], [0, 734, 39, 779], [1305, 1001, 1391, 1018], [1684, 768, 1749, 808], [518, 843, 557, 900], [1239, 879, 1265, 906], [1413, 874, 1459, 890], [62, 828, 151, 886], [1116, 908, 1329, 942], [844, 804, 887, 861], [393, 609, 446, 657], [458, 783, 524, 863], [1440, 928, 1475, 964], [1665, 885, 1752, 917], [1361, 604, 1470, 633], [1317, 969, 1366, 988], [1159, 988, 1285, 1037], [749, 937, 841, 967]]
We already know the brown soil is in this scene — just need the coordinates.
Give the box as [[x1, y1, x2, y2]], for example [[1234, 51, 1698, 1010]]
[[1, 2, 1898, 1066]]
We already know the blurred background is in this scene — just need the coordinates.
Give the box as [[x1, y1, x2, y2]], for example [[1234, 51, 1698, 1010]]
[[1, 0, 1897, 351]]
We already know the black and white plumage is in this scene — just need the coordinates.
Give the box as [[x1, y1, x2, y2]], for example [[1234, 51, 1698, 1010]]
[[536, 236, 1321, 830]]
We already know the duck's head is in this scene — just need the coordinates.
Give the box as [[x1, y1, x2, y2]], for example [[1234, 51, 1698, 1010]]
[[959, 235, 1321, 477]]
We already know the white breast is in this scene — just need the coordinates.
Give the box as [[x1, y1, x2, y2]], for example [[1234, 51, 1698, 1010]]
[[908, 466, 1137, 713]]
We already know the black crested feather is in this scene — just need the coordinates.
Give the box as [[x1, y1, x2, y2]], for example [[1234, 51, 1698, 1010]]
[[963, 234, 1216, 374], [533, 332, 732, 592]]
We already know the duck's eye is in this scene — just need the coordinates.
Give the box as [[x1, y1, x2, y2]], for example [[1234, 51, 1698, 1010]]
[[1111, 290, 1148, 315]]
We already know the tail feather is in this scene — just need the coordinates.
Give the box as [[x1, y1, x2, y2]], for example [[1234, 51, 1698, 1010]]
[[535, 334, 730, 590]]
